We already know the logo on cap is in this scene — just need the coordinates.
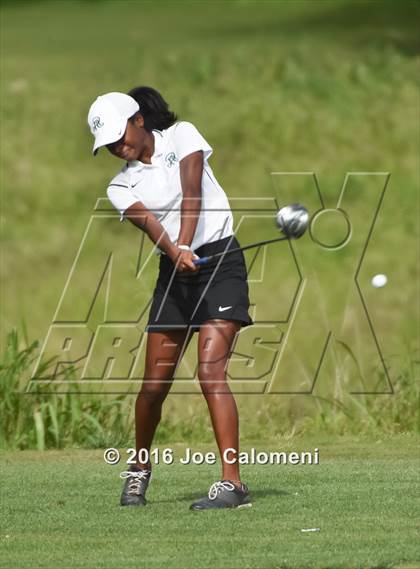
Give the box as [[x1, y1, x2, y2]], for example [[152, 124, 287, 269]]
[[92, 116, 104, 131]]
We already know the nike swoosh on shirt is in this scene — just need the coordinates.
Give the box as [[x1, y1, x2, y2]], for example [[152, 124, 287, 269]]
[[218, 306, 232, 312]]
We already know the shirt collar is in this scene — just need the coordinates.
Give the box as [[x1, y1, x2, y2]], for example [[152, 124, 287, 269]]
[[127, 130, 163, 170], [152, 129, 164, 158]]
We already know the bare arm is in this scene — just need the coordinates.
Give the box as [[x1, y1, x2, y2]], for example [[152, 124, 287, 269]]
[[122, 150, 204, 272], [163, 149, 204, 273], [123, 201, 179, 263], [177, 150, 203, 247]]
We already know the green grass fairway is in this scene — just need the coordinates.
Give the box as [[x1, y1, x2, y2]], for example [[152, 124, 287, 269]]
[[1, 435, 419, 569]]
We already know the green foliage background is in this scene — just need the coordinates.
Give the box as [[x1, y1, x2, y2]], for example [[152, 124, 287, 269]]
[[1, 0, 419, 447]]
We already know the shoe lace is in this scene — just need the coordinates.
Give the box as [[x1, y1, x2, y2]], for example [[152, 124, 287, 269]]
[[120, 470, 150, 495], [208, 480, 235, 500]]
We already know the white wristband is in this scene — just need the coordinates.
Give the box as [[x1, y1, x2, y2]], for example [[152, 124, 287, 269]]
[[177, 245, 191, 251]]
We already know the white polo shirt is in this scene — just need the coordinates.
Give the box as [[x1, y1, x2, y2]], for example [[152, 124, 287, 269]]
[[106, 121, 234, 255]]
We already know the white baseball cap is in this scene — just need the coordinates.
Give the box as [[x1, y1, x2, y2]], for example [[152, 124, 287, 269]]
[[87, 92, 140, 155]]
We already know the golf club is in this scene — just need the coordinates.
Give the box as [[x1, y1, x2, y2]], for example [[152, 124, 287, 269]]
[[193, 203, 309, 266]]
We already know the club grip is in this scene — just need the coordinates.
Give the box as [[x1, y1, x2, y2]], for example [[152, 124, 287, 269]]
[[193, 256, 210, 266]]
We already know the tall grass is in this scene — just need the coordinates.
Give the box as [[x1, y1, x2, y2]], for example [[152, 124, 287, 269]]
[[302, 348, 420, 436], [0, 329, 135, 450], [1, 328, 418, 450], [242, 342, 420, 441]]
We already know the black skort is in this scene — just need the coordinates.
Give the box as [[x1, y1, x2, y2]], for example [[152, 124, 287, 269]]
[[146, 235, 254, 332]]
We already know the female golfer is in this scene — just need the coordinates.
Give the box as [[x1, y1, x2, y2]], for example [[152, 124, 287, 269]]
[[87, 87, 253, 510]]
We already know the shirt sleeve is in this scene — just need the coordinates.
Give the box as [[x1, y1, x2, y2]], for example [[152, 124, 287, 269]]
[[173, 121, 213, 162], [107, 182, 140, 222]]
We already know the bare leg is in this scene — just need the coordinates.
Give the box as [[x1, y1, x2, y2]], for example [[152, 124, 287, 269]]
[[134, 327, 194, 470], [197, 319, 242, 486]]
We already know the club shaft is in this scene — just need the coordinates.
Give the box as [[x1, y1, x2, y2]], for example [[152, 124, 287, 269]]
[[193, 235, 289, 265]]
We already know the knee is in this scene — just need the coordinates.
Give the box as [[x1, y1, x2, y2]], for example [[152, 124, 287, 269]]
[[138, 383, 169, 406], [198, 363, 229, 395]]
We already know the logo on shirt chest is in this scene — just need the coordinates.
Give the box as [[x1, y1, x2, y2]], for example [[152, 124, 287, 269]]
[[165, 152, 178, 168]]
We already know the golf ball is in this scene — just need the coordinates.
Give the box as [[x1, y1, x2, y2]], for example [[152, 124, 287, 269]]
[[371, 274, 387, 288]]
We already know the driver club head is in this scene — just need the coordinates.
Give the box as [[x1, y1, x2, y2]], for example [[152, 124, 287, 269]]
[[275, 203, 309, 239]]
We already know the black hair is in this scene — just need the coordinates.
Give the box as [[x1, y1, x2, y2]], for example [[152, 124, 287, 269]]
[[127, 86, 178, 131]]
